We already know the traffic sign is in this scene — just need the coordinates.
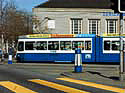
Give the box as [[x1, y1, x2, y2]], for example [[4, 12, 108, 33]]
[[118, 0, 125, 13]]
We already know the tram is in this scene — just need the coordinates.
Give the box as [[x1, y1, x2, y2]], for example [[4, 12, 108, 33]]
[[16, 34, 124, 63]]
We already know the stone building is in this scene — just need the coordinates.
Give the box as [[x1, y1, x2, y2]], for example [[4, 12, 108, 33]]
[[32, 0, 125, 36]]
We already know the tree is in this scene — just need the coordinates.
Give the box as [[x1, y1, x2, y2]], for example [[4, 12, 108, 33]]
[[0, 0, 32, 55]]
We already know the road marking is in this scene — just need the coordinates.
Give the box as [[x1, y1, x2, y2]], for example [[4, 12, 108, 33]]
[[57, 77, 125, 93], [0, 81, 37, 93], [29, 79, 90, 93]]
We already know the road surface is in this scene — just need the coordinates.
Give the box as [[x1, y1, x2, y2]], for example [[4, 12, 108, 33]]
[[0, 63, 124, 93]]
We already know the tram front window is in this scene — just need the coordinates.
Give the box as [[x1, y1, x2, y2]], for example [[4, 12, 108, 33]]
[[18, 42, 24, 51], [25, 41, 36, 50], [60, 41, 71, 50], [48, 41, 59, 50], [36, 41, 47, 50]]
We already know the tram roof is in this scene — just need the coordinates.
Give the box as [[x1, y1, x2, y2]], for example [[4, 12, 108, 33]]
[[18, 34, 96, 39], [101, 34, 125, 38], [18, 34, 125, 39]]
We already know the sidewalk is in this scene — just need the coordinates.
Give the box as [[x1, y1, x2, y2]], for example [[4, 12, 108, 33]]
[[61, 65, 125, 88]]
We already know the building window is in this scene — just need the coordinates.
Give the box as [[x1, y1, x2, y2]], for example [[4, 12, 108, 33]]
[[70, 18, 82, 34], [106, 19, 117, 34], [88, 19, 100, 35]]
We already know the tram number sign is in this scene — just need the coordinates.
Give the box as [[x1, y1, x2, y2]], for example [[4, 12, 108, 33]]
[[118, 0, 125, 13]]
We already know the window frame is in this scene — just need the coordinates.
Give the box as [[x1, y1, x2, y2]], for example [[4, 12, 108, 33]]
[[106, 19, 118, 34], [88, 19, 100, 35], [70, 18, 82, 34]]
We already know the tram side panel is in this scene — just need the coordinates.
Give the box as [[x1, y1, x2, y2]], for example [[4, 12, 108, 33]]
[[81, 37, 96, 63], [95, 37, 101, 62], [23, 53, 74, 62], [16, 53, 24, 62], [97, 37, 120, 63]]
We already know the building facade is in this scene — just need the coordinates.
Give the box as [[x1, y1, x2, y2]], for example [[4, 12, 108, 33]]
[[32, 0, 125, 36]]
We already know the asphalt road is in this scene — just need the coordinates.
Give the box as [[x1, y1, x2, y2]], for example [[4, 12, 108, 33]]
[[0, 63, 124, 93]]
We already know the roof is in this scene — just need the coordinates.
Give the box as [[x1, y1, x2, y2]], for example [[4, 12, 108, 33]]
[[18, 34, 96, 39], [35, 0, 112, 9]]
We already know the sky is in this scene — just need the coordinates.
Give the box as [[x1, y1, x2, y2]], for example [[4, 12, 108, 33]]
[[15, 0, 48, 12]]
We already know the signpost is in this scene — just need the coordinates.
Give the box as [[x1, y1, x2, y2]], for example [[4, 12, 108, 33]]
[[118, 0, 125, 80], [119, 13, 125, 81]]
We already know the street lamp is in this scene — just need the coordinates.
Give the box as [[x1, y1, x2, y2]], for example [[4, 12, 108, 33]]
[[119, 13, 125, 81], [1, 33, 4, 62]]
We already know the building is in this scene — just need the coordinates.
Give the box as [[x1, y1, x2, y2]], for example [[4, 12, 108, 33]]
[[32, 0, 125, 36]]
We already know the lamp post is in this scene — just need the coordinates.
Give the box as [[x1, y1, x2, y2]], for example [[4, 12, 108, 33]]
[[119, 13, 125, 81], [1, 33, 4, 62]]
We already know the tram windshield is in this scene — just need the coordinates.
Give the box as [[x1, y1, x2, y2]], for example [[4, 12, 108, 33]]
[[18, 42, 24, 51]]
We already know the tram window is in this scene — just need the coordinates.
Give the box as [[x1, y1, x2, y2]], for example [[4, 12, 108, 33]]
[[18, 42, 24, 51], [112, 41, 120, 50], [85, 41, 91, 50], [48, 41, 59, 50], [25, 41, 36, 50], [104, 41, 110, 50], [72, 41, 84, 50], [36, 41, 47, 50], [60, 41, 71, 50]]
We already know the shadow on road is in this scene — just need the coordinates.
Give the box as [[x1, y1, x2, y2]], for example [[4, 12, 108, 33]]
[[87, 71, 119, 81]]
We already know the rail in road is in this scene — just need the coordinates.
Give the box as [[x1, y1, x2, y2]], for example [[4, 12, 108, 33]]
[[0, 77, 124, 93]]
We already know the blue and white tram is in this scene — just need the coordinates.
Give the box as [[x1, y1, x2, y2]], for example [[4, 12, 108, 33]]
[[16, 34, 124, 63], [16, 34, 95, 63]]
